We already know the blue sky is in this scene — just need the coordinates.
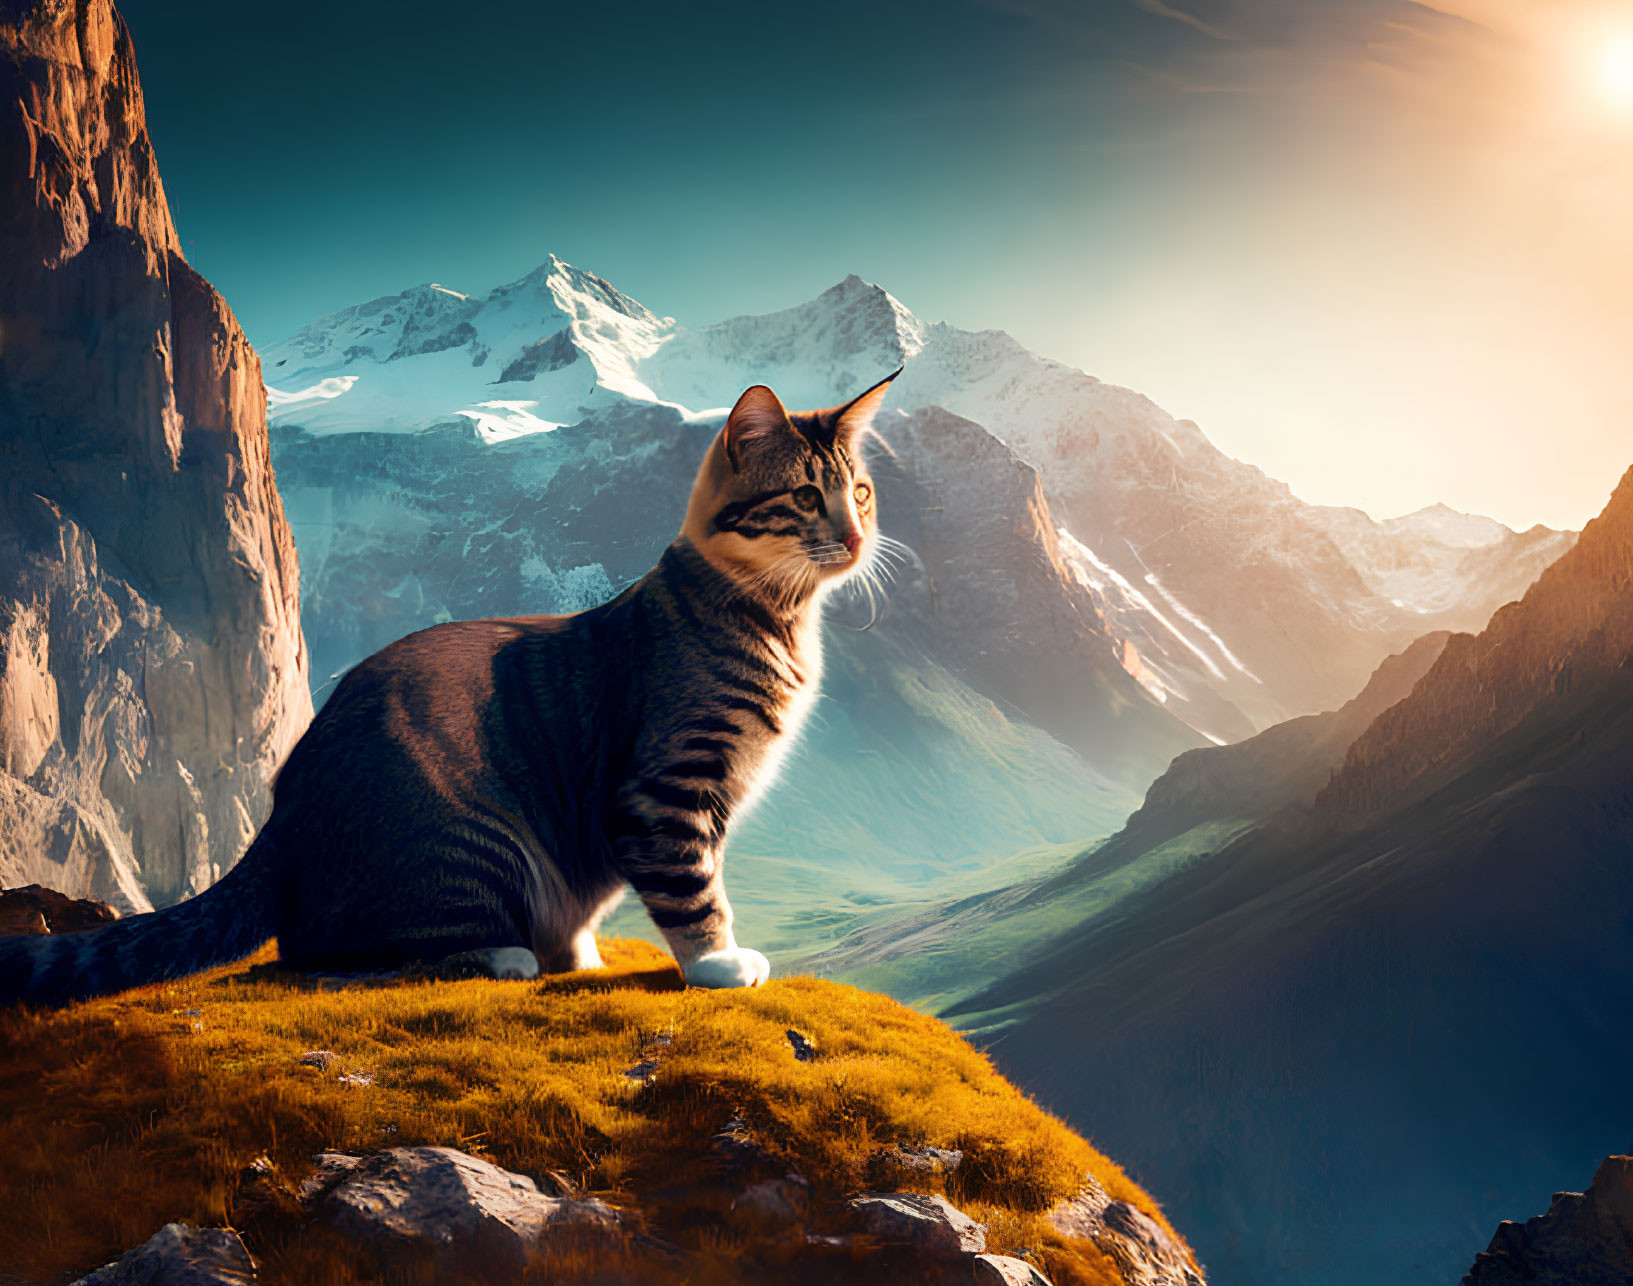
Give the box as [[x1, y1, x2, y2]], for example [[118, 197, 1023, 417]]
[[123, 0, 1633, 530]]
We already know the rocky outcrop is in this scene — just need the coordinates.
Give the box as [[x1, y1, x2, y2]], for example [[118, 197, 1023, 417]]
[[848, 1191, 987, 1255], [0, 0, 310, 910], [973, 1255, 1055, 1286], [1462, 1156, 1633, 1286], [1048, 1178, 1204, 1286], [305, 1147, 626, 1276], [0, 882, 117, 935], [68, 1223, 255, 1286], [1320, 465, 1633, 813]]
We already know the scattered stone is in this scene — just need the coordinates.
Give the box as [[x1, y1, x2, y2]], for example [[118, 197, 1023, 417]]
[[0, 885, 118, 937], [623, 1059, 660, 1084], [710, 1116, 766, 1173], [310, 1146, 625, 1276], [973, 1254, 1055, 1286], [786, 1029, 818, 1062], [732, 1173, 810, 1222], [849, 1192, 986, 1256], [1462, 1155, 1633, 1286], [68, 1222, 255, 1286], [299, 1050, 340, 1070], [805, 1232, 852, 1248], [871, 1143, 965, 1177], [1048, 1177, 1202, 1286], [336, 1071, 374, 1087]]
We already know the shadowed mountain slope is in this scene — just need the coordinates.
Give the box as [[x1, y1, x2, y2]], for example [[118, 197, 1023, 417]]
[[956, 467, 1633, 1286]]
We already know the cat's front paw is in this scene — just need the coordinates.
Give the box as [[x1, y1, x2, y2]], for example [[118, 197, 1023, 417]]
[[683, 946, 771, 989]]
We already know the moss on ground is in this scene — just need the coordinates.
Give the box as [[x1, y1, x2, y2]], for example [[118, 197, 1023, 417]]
[[0, 938, 1179, 1284]]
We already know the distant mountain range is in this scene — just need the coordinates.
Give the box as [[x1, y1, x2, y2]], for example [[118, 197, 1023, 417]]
[[263, 258, 1572, 747]]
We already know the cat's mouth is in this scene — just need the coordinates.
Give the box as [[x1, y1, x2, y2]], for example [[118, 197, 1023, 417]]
[[804, 540, 855, 567]]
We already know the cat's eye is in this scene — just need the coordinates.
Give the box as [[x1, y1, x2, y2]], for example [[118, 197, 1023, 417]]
[[853, 482, 873, 507], [792, 485, 823, 512]]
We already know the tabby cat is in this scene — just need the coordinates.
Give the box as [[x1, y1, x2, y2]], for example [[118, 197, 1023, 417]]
[[0, 371, 899, 1006]]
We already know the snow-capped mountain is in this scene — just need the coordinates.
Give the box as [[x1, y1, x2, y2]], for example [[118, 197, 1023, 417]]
[[262, 257, 675, 440], [264, 259, 1573, 743]]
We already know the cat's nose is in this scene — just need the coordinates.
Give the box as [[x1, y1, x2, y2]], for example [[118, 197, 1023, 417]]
[[843, 533, 862, 557]]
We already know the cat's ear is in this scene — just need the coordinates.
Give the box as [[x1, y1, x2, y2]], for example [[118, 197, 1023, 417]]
[[831, 366, 903, 444], [723, 385, 794, 469]]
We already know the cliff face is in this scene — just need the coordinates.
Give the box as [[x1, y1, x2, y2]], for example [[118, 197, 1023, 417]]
[[873, 405, 1205, 785], [1319, 465, 1633, 813], [0, 0, 310, 909]]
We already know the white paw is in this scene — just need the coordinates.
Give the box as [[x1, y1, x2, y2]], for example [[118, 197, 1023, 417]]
[[683, 946, 771, 989]]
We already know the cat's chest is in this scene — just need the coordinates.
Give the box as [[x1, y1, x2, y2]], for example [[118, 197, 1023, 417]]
[[699, 615, 821, 803]]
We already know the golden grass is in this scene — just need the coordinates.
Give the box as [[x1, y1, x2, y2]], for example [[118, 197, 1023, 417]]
[[0, 938, 1178, 1284]]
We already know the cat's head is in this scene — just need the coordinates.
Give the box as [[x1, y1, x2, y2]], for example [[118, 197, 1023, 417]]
[[684, 369, 900, 596]]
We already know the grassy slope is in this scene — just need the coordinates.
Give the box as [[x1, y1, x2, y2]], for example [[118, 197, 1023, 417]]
[[0, 939, 1184, 1285], [792, 820, 1254, 1022]]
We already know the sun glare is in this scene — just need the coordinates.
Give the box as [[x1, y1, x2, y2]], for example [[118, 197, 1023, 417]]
[[1603, 36, 1633, 109]]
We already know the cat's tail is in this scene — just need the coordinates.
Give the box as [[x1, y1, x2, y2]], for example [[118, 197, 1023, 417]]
[[0, 833, 281, 1008]]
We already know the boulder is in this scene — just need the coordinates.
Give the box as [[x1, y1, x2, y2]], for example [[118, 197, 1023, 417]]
[[1462, 1155, 1633, 1286], [849, 1192, 986, 1256], [308, 1146, 625, 1275], [732, 1175, 810, 1222], [973, 1254, 1054, 1286], [69, 1223, 254, 1286], [1048, 1178, 1203, 1286]]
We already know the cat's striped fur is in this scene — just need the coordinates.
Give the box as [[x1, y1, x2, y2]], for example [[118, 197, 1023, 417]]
[[0, 372, 899, 1005]]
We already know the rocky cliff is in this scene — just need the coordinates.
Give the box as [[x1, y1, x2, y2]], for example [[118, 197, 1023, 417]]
[[1462, 1155, 1633, 1286], [0, 0, 310, 910]]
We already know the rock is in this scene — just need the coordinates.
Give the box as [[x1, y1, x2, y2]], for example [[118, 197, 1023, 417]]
[[310, 1146, 625, 1275], [732, 1174, 809, 1222], [299, 1151, 364, 1202], [0, 0, 311, 912], [1461, 1155, 1633, 1285], [1048, 1178, 1203, 1286], [69, 1223, 255, 1285], [229, 1157, 302, 1244], [299, 1050, 340, 1070], [623, 1059, 660, 1084], [0, 885, 118, 936], [710, 1116, 766, 1173], [849, 1192, 986, 1256], [972, 1254, 1054, 1286], [786, 1029, 818, 1061], [870, 1143, 965, 1177]]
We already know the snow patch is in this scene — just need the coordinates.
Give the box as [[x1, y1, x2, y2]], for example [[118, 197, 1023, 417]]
[[266, 375, 358, 407], [456, 401, 564, 443]]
